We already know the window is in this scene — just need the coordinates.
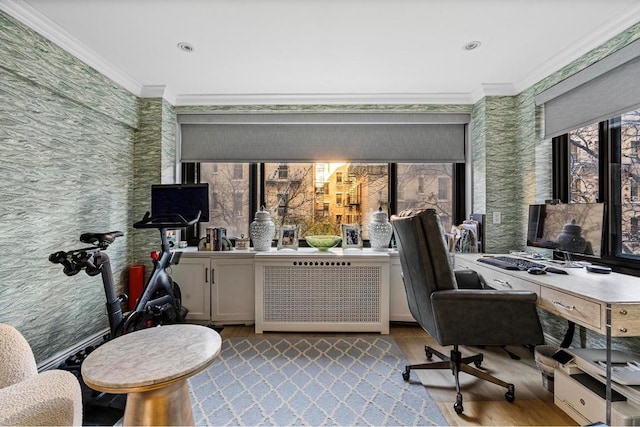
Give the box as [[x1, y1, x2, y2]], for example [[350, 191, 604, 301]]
[[397, 164, 454, 230], [190, 160, 463, 242], [569, 123, 599, 203], [553, 108, 640, 270], [233, 164, 243, 180], [199, 163, 251, 238], [277, 164, 288, 180], [438, 177, 449, 200]]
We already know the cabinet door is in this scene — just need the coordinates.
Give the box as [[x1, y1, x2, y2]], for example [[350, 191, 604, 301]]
[[169, 258, 211, 320], [390, 257, 415, 322], [211, 259, 255, 324]]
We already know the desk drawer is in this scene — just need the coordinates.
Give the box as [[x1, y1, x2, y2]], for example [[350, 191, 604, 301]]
[[457, 262, 540, 295], [539, 287, 601, 331]]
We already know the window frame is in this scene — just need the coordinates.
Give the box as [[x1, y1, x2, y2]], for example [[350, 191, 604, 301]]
[[553, 119, 640, 275], [183, 161, 466, 245]]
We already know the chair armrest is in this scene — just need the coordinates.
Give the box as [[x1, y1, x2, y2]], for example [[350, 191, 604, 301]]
[[0, 370, 83, 426], [431, 289, 544, 347]]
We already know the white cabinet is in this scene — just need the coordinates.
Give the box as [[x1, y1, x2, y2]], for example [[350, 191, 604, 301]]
[[170, 257, 211, 321], [211, 257, 254, 325], [170, 251, 255, 325], [389, 253, 415, 322], [173, 249, 416, 327]]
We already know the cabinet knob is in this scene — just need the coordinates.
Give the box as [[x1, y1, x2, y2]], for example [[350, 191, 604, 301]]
[[620, 327, 628, 333], [620, 309, 628, 315]]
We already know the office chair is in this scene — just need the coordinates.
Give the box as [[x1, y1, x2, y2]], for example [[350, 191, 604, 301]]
[[0, 323, 83, 426], [391, 209, 544, 415]]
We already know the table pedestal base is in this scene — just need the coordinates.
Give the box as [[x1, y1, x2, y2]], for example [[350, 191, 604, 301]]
[[124, 380, 193, 426]]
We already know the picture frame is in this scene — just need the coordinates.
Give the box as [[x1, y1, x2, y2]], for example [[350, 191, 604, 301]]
[[277, 225, 299, 250], [341, 224, 362, 249]]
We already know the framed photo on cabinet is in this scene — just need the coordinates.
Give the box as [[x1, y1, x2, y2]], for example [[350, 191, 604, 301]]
[[341, 224, 362, 249], [277, 225, 299, 250]]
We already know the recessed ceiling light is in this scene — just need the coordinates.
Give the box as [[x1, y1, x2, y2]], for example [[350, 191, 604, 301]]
[[177, 42, 195, 53], [463, 41, 481, 51]]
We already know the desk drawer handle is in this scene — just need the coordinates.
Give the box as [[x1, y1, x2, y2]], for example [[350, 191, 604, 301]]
[[492, 278, 512, 289], [552, 300, 576, 311], [620, 309, 628, 315], [620, 327, 628, 333]]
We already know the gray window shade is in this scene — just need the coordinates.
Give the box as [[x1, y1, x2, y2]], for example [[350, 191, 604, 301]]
[[178, 113, 468, 162], [535, 39, 640, 138]]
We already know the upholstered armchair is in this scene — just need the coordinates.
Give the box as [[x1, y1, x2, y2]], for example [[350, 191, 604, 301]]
[[0, 323, 83, 426], [391, 209, 544, 415]]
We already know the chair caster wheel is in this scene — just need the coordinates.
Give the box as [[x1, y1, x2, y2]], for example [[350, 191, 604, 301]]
[[425, 346, 433, 359], [474, 360, 482, 368], [402, 368, 410, 381], [505, 384, 515, 402], [454, 396, 464, 414]]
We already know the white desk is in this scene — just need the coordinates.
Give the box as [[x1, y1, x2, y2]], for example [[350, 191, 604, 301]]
[[457, 253, 640, 424]]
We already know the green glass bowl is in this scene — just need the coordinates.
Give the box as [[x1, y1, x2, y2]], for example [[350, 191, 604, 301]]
[[306, 235, 342, 251]]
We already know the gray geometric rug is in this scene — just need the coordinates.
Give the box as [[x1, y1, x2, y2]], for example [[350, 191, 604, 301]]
[[188, 336, 447, 426]]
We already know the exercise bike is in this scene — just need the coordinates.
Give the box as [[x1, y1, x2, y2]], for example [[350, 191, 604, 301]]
[[49, 211, 197, 339]]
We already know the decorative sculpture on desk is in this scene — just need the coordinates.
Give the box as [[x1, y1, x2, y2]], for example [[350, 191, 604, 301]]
[[250, 206, 275, 251], [368, 207, 393, 251]]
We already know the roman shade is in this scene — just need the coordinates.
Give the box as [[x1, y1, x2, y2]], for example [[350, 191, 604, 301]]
[[178, 112, 469, 163], [535, 39, 640, 139]]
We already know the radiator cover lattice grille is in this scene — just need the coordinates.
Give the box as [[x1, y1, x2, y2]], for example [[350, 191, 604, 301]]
[[263, 265, 382, 323]]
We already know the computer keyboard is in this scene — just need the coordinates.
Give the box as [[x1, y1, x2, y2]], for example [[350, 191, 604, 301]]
[[477, 256, 568, 274]]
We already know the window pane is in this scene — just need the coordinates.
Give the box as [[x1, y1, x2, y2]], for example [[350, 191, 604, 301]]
[[264, 162, 388, 238], [569, 123, 599, 203], [200, 163, 251, 238], [396, 164, 453, 230], [619, 109, 640, 256]]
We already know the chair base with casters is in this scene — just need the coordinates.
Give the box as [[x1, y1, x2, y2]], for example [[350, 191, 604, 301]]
[[402, 344, 515, 415]]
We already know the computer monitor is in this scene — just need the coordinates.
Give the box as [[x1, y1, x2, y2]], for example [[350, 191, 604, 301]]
[[151, 183, 210, 223], [526, 202, 605, 258]]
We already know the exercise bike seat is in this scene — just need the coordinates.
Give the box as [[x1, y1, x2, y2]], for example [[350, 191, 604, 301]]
[[80, 231, 124, 246]]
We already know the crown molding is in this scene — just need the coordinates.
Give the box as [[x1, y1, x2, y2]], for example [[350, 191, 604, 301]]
[[0, 0, 143, 96], [470, 84, 517, 103], [174, 92, 475, 106], [141, 85, 177, 104], [513, 3, 640, 93]]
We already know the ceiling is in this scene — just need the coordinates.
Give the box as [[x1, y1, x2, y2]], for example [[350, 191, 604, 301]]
[[3, 0, 640, 105]]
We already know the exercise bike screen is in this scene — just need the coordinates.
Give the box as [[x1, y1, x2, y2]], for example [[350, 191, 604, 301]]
[[151, 183, 210, 223]]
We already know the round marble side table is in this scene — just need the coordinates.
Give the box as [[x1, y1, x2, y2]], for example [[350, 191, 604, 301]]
[[81, 324, 222, 426]]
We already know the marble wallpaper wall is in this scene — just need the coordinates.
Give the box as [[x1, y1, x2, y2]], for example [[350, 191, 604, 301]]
[[0, 11, 139, 363]]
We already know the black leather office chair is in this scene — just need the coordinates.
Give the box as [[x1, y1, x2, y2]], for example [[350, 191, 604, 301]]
[[391, 209, 544, 415]]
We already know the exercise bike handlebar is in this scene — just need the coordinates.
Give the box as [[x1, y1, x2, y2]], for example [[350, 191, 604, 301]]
[[133, 211, 200, 229]]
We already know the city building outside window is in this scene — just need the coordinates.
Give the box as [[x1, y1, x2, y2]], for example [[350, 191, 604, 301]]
[[193, 161, 458, 242]]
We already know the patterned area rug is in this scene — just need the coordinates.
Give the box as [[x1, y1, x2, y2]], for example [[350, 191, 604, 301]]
[[188, 336, 447, 426]]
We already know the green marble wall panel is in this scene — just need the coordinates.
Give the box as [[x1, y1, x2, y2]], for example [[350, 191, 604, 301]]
[[0, 12, 138, 129], [0, 12, 136, 363], [132, 98, 165, 271], [478, 96, 521, 253], [0, 69, 134, 363], [471, 99, 486, 214]]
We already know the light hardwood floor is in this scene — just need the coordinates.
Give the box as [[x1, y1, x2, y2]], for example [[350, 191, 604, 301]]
[[219, 323, 578, 426]]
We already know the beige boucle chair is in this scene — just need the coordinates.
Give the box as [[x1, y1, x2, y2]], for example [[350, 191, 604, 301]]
[[0, 323, 83, 426]]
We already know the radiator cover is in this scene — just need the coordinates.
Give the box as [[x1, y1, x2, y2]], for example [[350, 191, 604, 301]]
[[255, 253, 390, 333]]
